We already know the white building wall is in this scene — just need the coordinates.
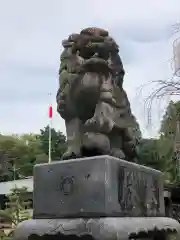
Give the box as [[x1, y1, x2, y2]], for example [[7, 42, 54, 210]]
[[0, 177, 33, 195]]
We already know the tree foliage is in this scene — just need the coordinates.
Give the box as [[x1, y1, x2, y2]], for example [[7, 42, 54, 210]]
[[138, 138, 163, 170], [0, 187, 32, 239], [137, 100, 180, 184], [0, 187, 32, 226], [0, 126, 67, 182], [37, 126, 67, 161], [131, 115, 142, 145], [158, 100, 180, 184], [160, 101, 180, 137]]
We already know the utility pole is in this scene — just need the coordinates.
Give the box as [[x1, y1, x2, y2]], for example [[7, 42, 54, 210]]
[[13, 164, 16, 181], [48, 93, 53, 164]]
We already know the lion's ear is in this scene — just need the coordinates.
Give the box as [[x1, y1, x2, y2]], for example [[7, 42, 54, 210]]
[[62, 39, 73, 48], [68, 33, 80, 42]]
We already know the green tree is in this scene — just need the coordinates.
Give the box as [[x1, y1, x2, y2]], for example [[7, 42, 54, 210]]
[[131, 115, 142, 145], [138, 138, 164, 170], [0, 127, 66, 181], [0, 133, 47, 181], [137, 100, 180, 183], [0, 231, 10, 240], [0, 135, 23, 181], [0, 135, 36, 180], [38, 125, 67, 160], [0, 187, 31, 226], [0, 151, 13, 182], [157, 135, 177, 183], [0, 187, 32, 238], [17, 134, 45, 176], [160, 101, 180, 138], [158, 100, 180, 183], [137, 137, 176, 184]]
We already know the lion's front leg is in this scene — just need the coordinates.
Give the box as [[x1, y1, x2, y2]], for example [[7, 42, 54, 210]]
[[84, 75, 115, 134], [62, 118, 83, 160]]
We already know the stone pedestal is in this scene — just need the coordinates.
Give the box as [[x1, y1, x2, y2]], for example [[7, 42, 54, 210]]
[[13, 156, 180, 240], [33, 155, 165, 218]]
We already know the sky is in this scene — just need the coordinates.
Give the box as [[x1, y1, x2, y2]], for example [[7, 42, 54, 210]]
[[0, 0, 180, 138]]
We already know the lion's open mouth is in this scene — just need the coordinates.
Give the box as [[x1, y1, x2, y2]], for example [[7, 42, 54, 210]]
[[77, 40, 113, 74], [81, 57, 112, 74]]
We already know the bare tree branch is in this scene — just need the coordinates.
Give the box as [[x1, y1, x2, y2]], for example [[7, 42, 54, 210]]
[[137, 71, 180, 127], [136, 23, 180, 128]]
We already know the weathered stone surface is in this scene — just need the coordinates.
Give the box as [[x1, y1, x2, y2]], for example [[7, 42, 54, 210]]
[[33, 156, 165, 219], [56, 27, 138, 161], [13, 217, 180, 240]]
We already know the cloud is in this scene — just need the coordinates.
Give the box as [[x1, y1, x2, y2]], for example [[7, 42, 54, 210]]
[[0, 0, 180, 137]]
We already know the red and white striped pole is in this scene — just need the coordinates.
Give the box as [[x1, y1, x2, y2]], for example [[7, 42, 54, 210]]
[[48, 94, 53, 163]]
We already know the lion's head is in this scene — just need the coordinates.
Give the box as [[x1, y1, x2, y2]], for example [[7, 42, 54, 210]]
[[59, 27, 125, 89]]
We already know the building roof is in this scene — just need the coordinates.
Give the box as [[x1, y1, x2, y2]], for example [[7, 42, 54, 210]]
[[0, 177, 33, 195]]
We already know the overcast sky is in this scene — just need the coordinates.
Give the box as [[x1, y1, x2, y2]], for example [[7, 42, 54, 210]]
[[0, 0, 180, 137]]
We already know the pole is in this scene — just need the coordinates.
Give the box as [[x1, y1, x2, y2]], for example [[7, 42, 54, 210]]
[[48, 117, 52, 163], [13, 164, 17, 189], [48, 93, 53, 164], [13, 164, 16, 181]]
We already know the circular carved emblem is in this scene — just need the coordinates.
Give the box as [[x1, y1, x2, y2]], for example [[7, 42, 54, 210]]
[[60, 176, 75, 196]]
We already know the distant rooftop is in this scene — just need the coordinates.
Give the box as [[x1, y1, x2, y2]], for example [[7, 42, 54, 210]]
[[0, 177, 33, 195]]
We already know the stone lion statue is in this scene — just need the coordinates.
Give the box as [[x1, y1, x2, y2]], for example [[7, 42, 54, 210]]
[[56, 27, 138, 161]]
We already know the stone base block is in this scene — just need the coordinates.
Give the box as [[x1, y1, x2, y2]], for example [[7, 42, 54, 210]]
[[33, 155, 165, 219]]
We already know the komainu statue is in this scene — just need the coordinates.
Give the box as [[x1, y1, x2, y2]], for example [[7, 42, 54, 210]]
[[13, 27, 180, 240], [56, 27, 137, 161]]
